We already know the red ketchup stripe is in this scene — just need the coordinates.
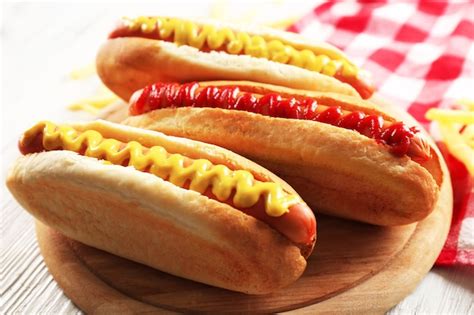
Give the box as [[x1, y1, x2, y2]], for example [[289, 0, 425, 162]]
[[130, 82, 419, 157]]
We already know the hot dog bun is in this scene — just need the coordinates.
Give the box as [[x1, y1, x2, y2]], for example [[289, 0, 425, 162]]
[[97, 17, 374, 101], [122, 81, 443, 226], [7, 120, 316, 294]]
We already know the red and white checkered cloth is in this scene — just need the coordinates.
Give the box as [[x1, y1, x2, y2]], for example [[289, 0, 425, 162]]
[[289, 0, 473, 266]]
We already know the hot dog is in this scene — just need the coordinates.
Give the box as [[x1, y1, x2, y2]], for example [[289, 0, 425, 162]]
[[6, 120, 316, 294], [96, 16, 375, 101], [122, 81, 443, 226]]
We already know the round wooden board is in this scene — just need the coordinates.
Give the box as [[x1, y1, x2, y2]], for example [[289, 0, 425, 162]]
[[36, 97, 453, 313], [36, 172, 452, 314]]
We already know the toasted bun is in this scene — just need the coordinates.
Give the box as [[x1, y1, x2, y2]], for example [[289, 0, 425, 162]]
[[6, 120, 308, 294], [122, 83, 442, 226], [97, 37, 359, 101]]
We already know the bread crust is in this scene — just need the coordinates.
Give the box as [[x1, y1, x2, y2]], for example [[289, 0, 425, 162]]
[[122, 94, 442, 225], [96, 37, 359, 101]]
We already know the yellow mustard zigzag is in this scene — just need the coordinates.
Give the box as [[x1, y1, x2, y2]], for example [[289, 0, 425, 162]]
[[123, 16, 357, 78], [22, 121, 300, 216]]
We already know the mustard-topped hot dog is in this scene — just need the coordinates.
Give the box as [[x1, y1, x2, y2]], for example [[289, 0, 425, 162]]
[[7, 120, 316, 294], [97, 16, 375, 101], [123, 81, 443, 226]]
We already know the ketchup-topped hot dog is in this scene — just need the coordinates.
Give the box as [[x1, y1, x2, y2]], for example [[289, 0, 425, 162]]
[[97, 16, 375, 101], [123, 81, 443, 226], [7, 120, 316, 294]]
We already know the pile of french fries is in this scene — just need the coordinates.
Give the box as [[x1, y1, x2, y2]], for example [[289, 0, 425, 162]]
[[426, 100, 474, 176]]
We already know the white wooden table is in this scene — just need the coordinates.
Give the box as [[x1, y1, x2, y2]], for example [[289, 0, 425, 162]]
[[2, 3, 473, 314]]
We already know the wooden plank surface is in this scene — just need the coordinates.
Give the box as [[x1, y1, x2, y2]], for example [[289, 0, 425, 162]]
[[2, 2, 473, 314]]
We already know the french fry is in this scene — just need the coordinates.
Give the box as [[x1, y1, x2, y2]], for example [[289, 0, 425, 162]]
[[461, 125, 474, 148], [456, 99, 474, 111], [68, 89, 119, 114], [425, 109, 474, 124], [426, 102, 474, 176], [439, 123, 474, 176], [69, 63, 96, 80]]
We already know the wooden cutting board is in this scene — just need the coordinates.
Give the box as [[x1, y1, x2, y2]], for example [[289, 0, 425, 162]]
[[35, 98, 453, 313]]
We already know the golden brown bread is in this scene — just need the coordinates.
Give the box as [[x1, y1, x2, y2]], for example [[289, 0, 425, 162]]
[[97, 37, 359, 101], [6, 120, 310, 294], [122, 83, 443, 226]]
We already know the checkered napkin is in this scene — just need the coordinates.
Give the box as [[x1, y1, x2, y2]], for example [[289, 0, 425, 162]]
[[288, 0, 473, 265]]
